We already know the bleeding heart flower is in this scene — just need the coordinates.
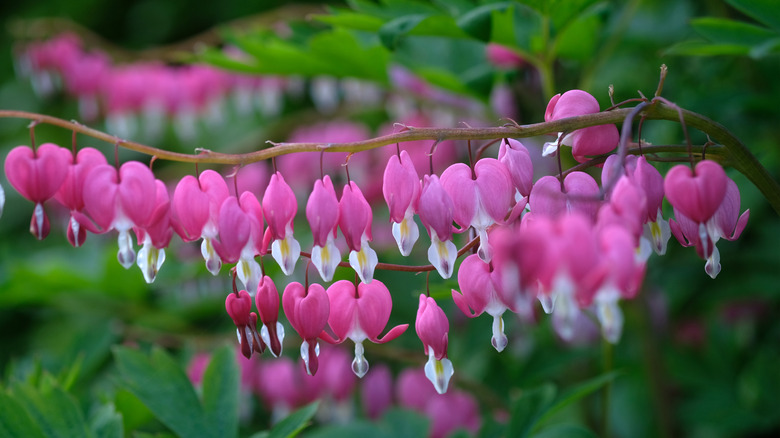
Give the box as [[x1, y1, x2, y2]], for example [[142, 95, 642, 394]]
[[4, 142, 72, 240], [664, 160, 727, 224], [415, 294, 453, 394], [417, 175, 457, 279], [171, 170, 229, 275], [339, 181, 377, 284], [133, 180, 173, 283], [256, 275, 284, 357], [382, 150, 421, 256], [326, 279, 408, 377], [440, 158, 513, 263], [214, 193, 264, 294], [53, 147, 107, 247], [226, 289, 265, 359], [306, 175, 341, 281], [263, 172, 300, 275], [282, 282, 333, 375]]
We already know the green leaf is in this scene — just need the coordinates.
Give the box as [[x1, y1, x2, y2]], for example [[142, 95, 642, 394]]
[[750, 36, 780, 58], [10, 381, 93, 438], [201, 345, 239, 438], [506, 384, 557, 438], [691, 17, 777, 46], [267, 401, 319, 438], [301, 422, 387, 438], [379, 14, 430, 49], [537, 371, 621, 426], [313, 10, 386, 32], [531, 424, 599, 438], [664, 40, 752, 56], [554, 11, 599, 62], [457, 2, 513, 42], [90, 404, 124, 438], [114, 346, 209, 438], [0, 391, 47, 438], [378, 408, 430, 438], [726, 0, 780, 33]]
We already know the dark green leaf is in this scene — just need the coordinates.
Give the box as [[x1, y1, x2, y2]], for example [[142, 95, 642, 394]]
[[90, 404, 124, 438], [750, 37, 780, 58], [531, 424, 599, 438], [267, 401, 319, 438], [301, 421, 388, 438], [664, 40, 751, 56], [726, 0, 780, 33], [201, 345, 239, 438], [506, 384, 557, 438], [691, 17, 777, 46], [537, 371, 621, 426], [0, 391, 47, 438], [457, 2, 513, 42], [379, 14, 431, 50], [10, 381, 93, 438], [379, 408, 430, 438], [554, 11, 599, 61], [313, 10, 386, 32], [114, 347, 208, 438]]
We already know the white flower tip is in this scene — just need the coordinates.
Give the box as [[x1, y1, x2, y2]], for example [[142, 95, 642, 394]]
[[424, 352, 454, 395], [201, 238, 222, 275], [312, 242, 341, 282], [272, 235, 301, 276], [539, 294, 556, 314], [596, 292, 624, 344], [428, 237, 457, 279], [705, 247, 721, 279], [491, 315, 508, 353], [392, 217, 419, 257], [349, 244, 378, 284], [117, 230, 136, 269]]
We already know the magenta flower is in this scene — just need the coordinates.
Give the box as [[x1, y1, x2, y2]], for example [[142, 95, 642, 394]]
[[486, 43, 524, 70], [415, 294, 453, 394], [498, 138, 533, 199], [82, 161, 157, 268], [4, 142, 72, 240], [451, 254, 511, 352], [53, 147, 107, 247], [133, 180, 173, 283], [225, 289, 264, 359], [382, 150, 421, 256], [255, 275, 284, 357], [440, 158, 514, 263], [282, 282, 332, 375], [339, 181, 377, 283], [326, 279, 409, 377], [362, 364, 393, 419], [670, 177, 748, 279], [263, 172, 300, 275], [426, 390, 482, 438], [417, 175, 458, 279], [171, 170, 229, 275], [664, 160, 727, 225], [214, 193, 264, 294], [542, 89, 619, 162], [528, 172, 601, 222], [305, 175, 341, 281]]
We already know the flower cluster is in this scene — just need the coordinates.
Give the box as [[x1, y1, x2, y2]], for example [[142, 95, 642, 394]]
[[1, 88, 750, 405]]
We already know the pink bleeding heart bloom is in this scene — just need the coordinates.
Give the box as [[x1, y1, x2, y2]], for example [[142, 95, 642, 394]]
[[528, 172, 601, 222], [383, 150, 421, 256], [339, 181, 377, 284], [604, 155, 671, 256], [486, 43, 524, 70], [133, 180, 173, 283], [53, 147, 107, 247], [452, 254, 513, 352], [362, 364, 393, 419], [665, 160, 730, 275], [426, 390, 482, 438], [440, 158, 514, 263], [263, 172, 300, 275], [256, 275, 285, 357], [305, 175, 341, 281], [665, 160, 727, 224], [417, 175, 458, 279], [282, 282, 333, 376], [670, 177, 748, 279], [171, 170, 229, 275], [542, 89, 619, 162], [415, 294, 453, 394], [214, 192, 264, 294], [326, 279, 409, 377], [596, 175, 647, 248], [587, 224, 646, 343], [4, 143, 72, 240], [225, 289, 265, 359], [82, 161, 157, 268], [498, 138, 533, 199]]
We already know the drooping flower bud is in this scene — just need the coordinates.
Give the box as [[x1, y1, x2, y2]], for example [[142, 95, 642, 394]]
[[306, 175, 341, 281], [415, 294, 453, 394], [282, 282, 332, 375], [256, 275, 284, 357], [382, 150, 421, 256], [417, 175, 457, 279], [263, 171, 301, 275], [339, 181, 377, 283]]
